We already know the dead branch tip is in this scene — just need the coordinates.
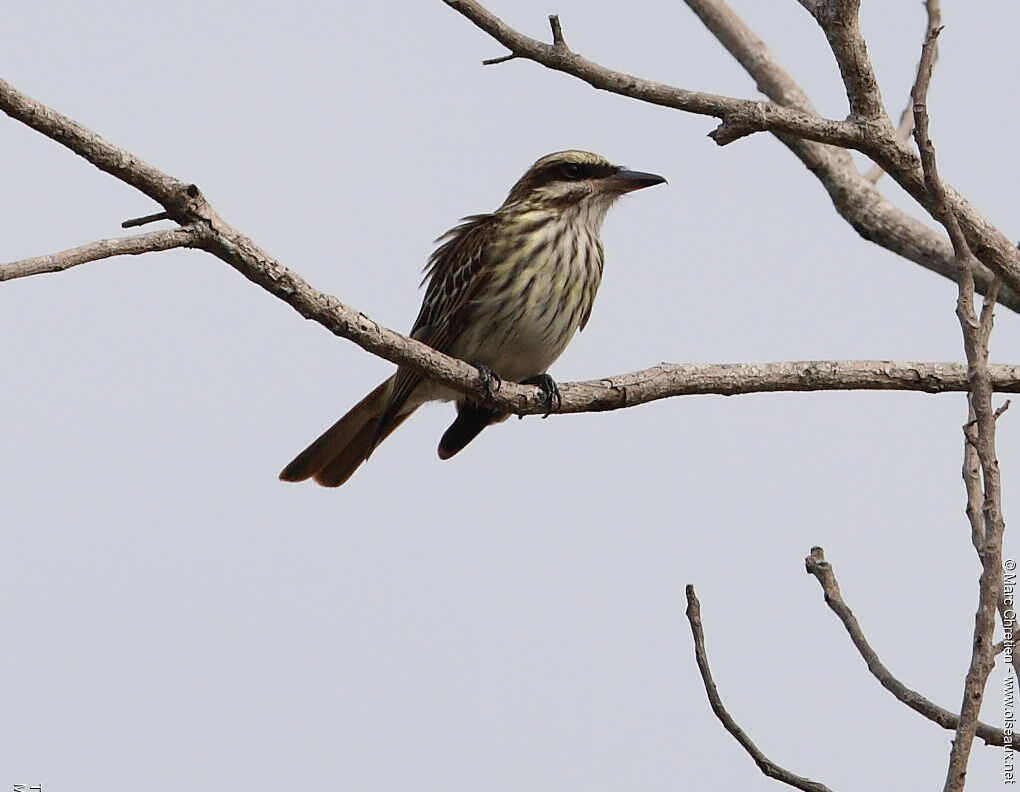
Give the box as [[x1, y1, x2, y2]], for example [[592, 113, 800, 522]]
[[122, 210, 172, 229], [481, 53, 517, 66], [548, 14, 567, 47]]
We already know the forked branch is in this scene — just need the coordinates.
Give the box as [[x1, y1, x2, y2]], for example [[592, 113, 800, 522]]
[[443, 0, 1020, 305]]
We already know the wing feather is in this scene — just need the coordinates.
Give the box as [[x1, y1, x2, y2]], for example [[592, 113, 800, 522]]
[[373, 214, 496, 439]]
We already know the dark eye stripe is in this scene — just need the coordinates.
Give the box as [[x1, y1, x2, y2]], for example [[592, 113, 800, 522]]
[[533, 161, 617, 187]]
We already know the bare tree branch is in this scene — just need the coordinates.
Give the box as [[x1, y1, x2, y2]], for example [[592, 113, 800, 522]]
[[804, 548, 1005, 747], [540, 361, 1020, 414], [682, 0, 1018, 312], [793, 1, 1020, 310], [547, 13, 566, 47], [761, 0, 1020, 311], [862, 0, 942, 181], [443, 1, 1020, 304], [685, 585, 835, 792], [863, 0, 939, 184], [910, 25, 1006, 792], [974, 285, 1019, 683], [685, 0, 816, 114], [0, 228, 198, 281], [443, 0, 870, 148], [797, 0, 886, 120]]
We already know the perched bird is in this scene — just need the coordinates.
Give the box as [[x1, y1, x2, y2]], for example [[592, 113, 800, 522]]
[[280, 150, 665, 487]]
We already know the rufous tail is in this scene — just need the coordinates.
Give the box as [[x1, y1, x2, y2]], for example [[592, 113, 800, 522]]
[[279, 377, 414, 487]]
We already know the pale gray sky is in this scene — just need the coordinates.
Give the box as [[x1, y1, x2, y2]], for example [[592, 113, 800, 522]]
[[2, 1, 1017, 789]]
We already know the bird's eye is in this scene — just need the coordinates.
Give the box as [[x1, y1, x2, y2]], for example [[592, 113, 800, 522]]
[[561, 163, 583, 180]]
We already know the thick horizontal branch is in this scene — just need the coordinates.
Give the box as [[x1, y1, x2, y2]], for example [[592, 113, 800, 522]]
[[444, 0, 1020, 302], [546, 361, 1020, 413], [0, 227, 198, 281], [805, 547, 1005, 747]]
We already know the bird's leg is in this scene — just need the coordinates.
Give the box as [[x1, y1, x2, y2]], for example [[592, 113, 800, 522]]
[[521, 374, 561, 418], [477, 364, 502, 401]]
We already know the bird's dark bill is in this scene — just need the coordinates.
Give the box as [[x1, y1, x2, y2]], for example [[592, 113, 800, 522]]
[[608, 168, 667, 193]]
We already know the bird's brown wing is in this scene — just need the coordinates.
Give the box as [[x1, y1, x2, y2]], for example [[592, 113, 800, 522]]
[[373, 214, 497, 439]]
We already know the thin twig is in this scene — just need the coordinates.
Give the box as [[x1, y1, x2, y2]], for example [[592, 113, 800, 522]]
[[685, 585, 834, 792], [481, 53, 516, 66], [122, 210, 172, 228], [548, 14, 566, 47], [804, 548, 1004, 746], [0, 228, 198, 281]]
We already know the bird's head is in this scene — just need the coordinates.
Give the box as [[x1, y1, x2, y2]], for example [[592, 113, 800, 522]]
[[501, 150, 666, 212]]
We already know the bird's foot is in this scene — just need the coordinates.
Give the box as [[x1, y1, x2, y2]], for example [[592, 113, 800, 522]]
[[477, 365, 502, 401], [521, 374, 561, 418]]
